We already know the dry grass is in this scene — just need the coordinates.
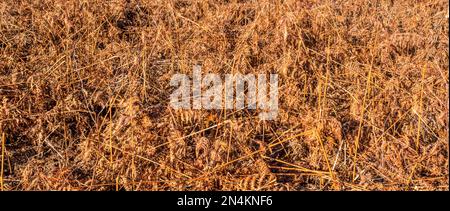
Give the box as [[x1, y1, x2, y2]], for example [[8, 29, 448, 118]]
[[0, 0, 448, 191]]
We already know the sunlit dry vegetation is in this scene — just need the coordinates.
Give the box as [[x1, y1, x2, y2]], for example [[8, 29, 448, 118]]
[[0, 0, 448, 190]]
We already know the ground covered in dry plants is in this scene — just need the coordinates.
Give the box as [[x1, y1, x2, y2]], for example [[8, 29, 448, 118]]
[[0, 0, 448, 190]]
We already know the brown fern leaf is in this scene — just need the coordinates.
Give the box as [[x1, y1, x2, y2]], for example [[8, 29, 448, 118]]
[[173, 109, 202, 127], [255, 159, 271, 174], [195, 137, 210, 159], [168, 124, 186, 163], [211, 139, 228, 161], [238, 173, 277, 191], [326, 117, 342, 142]]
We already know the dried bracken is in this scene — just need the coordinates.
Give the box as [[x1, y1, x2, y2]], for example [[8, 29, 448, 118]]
[[0, 0, 448, 190]]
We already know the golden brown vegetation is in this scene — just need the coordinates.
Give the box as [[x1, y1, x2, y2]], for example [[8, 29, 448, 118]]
[[0, 0, 448, 190]]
